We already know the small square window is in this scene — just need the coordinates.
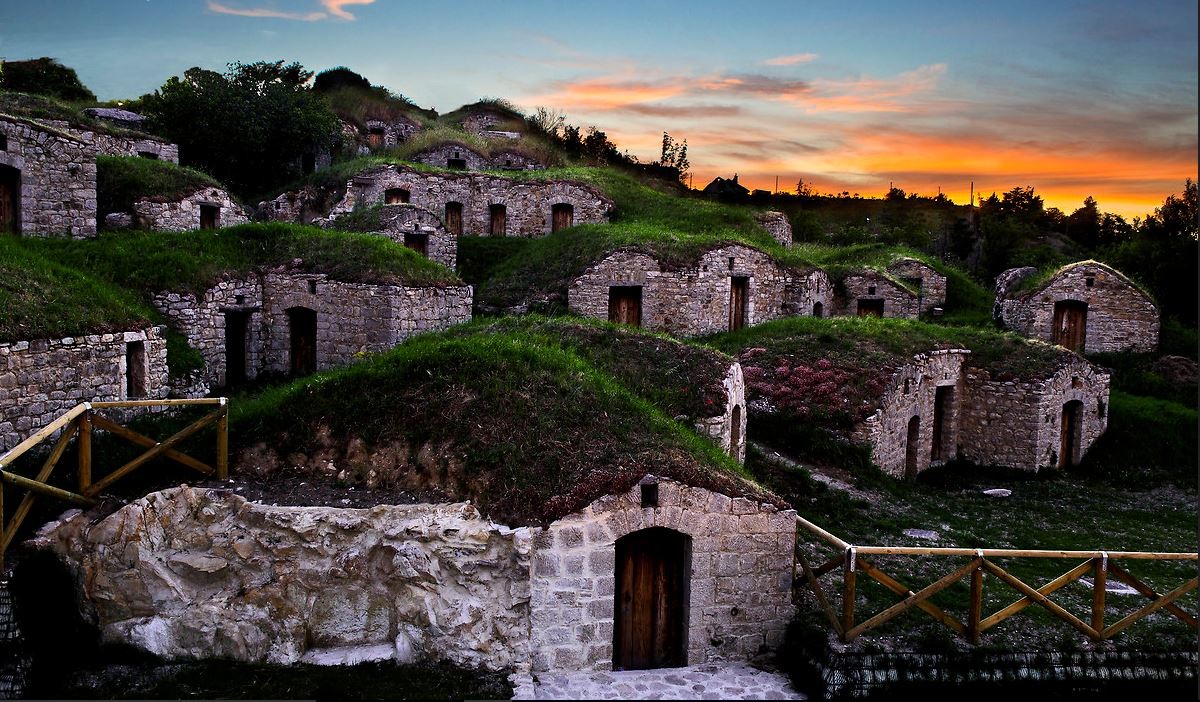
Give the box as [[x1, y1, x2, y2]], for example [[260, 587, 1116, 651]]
[[640, 483, 658, 508], [235, 294, 245, 305], [0, 134, 8, 152], [728, 257, 735, 270], [308, 280, 318, 294], [868, 285, 877, 295], [1085, 277, 1095, 287]]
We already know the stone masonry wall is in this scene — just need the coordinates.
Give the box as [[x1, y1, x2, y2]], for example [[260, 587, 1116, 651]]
[[885, 259, 947, 312], [0, 116, 97, 238], [364, 118, 422, 149], [325, 165, 613, 237], [462, 111, 508, 135], [854, 350, 969, 478], [692, 362, 748, 463], [411, 144, 489, 171], [75, 130, 179, 163], [0, 326, 169, 451], [489, 150, 545, 171], [31, 487, 533, 671], [371, 204, 457, 270], [995, 262, 1159, 352], [134, 187, 250, 231], [568, 246, 830, 337], [153, 278, 265, 388], [835, 271, 920, 319], [528, 477, 797, 672], [754, 211, 792, 247], [959, 356, 1109, 471]]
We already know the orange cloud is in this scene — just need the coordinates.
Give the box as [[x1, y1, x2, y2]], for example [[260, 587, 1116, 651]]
[[206, 0, 374, 21], [763, 53, 819, 66]]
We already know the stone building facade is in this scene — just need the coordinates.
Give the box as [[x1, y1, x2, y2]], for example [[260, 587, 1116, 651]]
[[359, 204, 458, 270], [0, 115, 97, 238], [410, 143, 489, 171], [834, 271, 920, 319], [364, 117, 422, 149], [461, 109, 512, 135], [994, 261, 1159, 353], [528, 477, 796, 672], [326, 165, 613, 238], [853, 350, 970, 478], [754, 211, 792, 247], [0, 326, 169, 451], [489, 149, 545, 171], [568, 245, 832, 337], [256, 186, 332, 225], [885, 258, 947, 313], [133, 186, 250, 232], [153, 272, 472, 388], [76, 130, 179, 164], [959, 356, 1110, 470], [692, 362, 748, 463]]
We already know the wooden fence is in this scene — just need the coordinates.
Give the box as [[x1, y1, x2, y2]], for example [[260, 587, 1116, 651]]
[[0, 399, 228, 563], [795, 515, 1198, 644]]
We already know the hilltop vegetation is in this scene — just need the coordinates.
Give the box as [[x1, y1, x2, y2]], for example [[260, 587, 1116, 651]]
[[97, 155, 225, 220]]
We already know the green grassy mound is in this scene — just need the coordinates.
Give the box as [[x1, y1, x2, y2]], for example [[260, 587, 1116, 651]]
[[231, 325, 780, 525], [98, 155, 224, 217]]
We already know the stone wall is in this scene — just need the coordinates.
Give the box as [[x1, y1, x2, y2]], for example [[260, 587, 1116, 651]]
[[255, 186, 331, 224], [960, 356, 1110, 471], [153, 273, 472, 388], [31, 487, 533, 671], [411, 144, 489, 171], [0, 116, 97, 238], [692, 362, 748, 463], [528, 477, 797, 672], [489, 149, 545, 171], [835, 271, 920, 319], [994, 262, 1159, 352], [364, 117, 422, 149], [133, 187, 250, 231], [462, 111, 508, 135], [326, 165, 614, 238], [75, 130, 179, 163], [754, 211, 792, 247], [368, 204, 457, 270], [885, 259, 947, 313], [853, 350, 970, 478], [0, 326, 168, 451], [567, 245, 832, 337]]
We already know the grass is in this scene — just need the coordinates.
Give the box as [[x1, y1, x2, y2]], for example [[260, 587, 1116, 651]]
[[1077, 391, 1197, 487], [456, 236, 533, 288], [0, 90, 145, 138], [1006, 259, 1157, 302], [97, 155, 224, 217], [321, 85, 437, 128], [437, 98, 525, 127]]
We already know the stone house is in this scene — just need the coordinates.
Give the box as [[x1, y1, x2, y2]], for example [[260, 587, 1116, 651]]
[[153, 271, 472, 388], [885, 258, 947, 314], [0, 114, 97, 238], [994, 261, 1159, 353], [834, 269, 921, 319], [460, 107, 517, 135], [410, 143, 489, 171], [567, 244, 833, 337], [0, 326, 169, 451], [364, 116, 422, 150], [133, 186, 251, 232], [324, 164, 613, 238], [754, 211, 792, 247], [78, 130, 179, 164], [329, 203, 458, 271], [488, 149, 545, 171], [694, 362, 748, 464]]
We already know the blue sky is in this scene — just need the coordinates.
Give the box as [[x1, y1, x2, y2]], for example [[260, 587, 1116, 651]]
[[2, 0, 1195, 216]]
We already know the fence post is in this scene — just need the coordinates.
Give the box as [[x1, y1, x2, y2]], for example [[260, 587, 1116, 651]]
[[1091, 552, 1107, 638], [216, 398, 228, 481], [77, 405, 92, 494], [842, 546, 856, 641], [968, 553, 984, 644]]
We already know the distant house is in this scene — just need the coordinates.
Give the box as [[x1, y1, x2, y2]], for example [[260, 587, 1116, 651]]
[[994, 261, 1159, 353], [702, 174, 749, 202], [133, 186, 251, 232]]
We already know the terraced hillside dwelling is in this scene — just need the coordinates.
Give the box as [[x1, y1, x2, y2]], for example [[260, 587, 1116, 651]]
[[754, 211, 793, 247], [994, 261, 1160, 352], [410, 143, 488, 171], [325, 164, 613, 237], [133, 185, 250, 232], [834, 268, 921, 319], [328, 203, 458, 270], [0, 114, 97, 238], [568, 243, 831, 337], [489, 148, 546, 171], [885, 257, 947, 313], [364, 116, 421, 149]]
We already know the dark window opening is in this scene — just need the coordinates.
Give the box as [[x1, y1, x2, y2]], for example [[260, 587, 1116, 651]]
[[137, 151, 159, 160], [640, 483, 658, 508], [857, 298, 884, 317], [404, 232, 429, 256], [199, 204, 219, 230], [235, 294, 245, 305], [448, 158, 467, 170], [0, 164, 18, 235], [1098, 399, 1106, 418], [0, 134, 7, 152], [1085, 276, 1095, 288], [867, 285, 877, 295], [125, 341, 147, 399], [308, 280, 318, 294], [384, 188, 410, 205]]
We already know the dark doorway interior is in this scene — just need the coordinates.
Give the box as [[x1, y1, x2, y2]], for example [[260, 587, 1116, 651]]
[[125, 341, 146, 398], [857, 298, 885, 317], [301, 152, 316, 175], [904, 416, 921, 478], [1059, 400, 1084, 468], [288, 307, 317, 376], [812, 301, 823, 318], [404, 232, 429, 256], [613, 527, 691, 670], [199, 204, 219, 230], [447, 158, 468, 170], [385, 188, 410, 205], [224, 310, 250, 386], [931, 386, 953, 462], [0, 164, 19, 235], [444, 202, 464, 236]]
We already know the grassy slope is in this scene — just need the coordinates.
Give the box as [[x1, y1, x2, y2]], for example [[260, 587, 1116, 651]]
[[98, 155, 224, 216], [231, 327, 779, 525]]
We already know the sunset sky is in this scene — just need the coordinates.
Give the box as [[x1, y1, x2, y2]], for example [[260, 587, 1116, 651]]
[[1, 0, 1195, 218]]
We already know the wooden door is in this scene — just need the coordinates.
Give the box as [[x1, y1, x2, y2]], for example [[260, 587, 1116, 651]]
[[288, 307, 317, 375], [904, 416, 920, 478], [200, 205, 219, 230], [931, 386, 953, 462], [404, 233, 428, 256], [608, 286, 642, 327], [489, 204, 506, 237], [0, 165, 18, 235], [614, 528, 690, 670], [1059, 400, 1082, 468], [1053, 301, 1087, 352], [367, 129, 384, 149], [857, 298, 884, 317], [224, 311, 249, 386], [445, 202, 463, 236], [552, 203, 574, 232], [729, 277, 749, 332]]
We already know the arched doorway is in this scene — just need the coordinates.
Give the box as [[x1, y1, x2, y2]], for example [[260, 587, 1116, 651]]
[[812, 301, 823, 318], [614, 527, 691, 670], [551, 203, 574, 232], [904, 416, 921, 478], [0, 164, 20, 235], [1053, 300, 1088, 352], [1059, 400, 1083, 468], [287, 307, 317, 375]]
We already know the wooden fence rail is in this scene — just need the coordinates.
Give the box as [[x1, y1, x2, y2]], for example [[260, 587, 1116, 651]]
[[795, 515, 1198, 645], [0, 398, 228, 563]]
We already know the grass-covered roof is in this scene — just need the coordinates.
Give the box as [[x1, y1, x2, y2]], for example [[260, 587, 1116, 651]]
[[1006, 259, 1156, 301], [98, 155, 225, 216], [0, 91, 150, 139], [231, 322, 783, 525]]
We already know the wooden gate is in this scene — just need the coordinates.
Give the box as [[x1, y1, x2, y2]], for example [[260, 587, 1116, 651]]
[[552, 203, 574, 232], [0, 165, 18, 235], [445, 202, 463, 236], [1053, 300, 1088, 352], [1060, 400, 1083, 468], [614, 527, 690, 670], [609, 286, 643, 327], [857, 298, 885, 317], [729, 277, 749, 332], [288, 307, 317, 375]]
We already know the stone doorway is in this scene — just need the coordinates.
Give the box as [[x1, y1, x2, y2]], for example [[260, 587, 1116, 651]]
[[904, 416, 921, 478], [447, 158, 467, 170], [200, 204, 220, 230], [857, 298, 884, 317], [1053, 300, 1088, 352], [931, 386, 954, 462], [489, 204, 507, 237], [1059, 400, 1083, 468], [729, 277, 749, 332], [613, 527, 691, 671], [812, 301, 823, 318], [287, 307, 318, 376], [0, 164, 19, 235], [403, 232, 428, 256], [125, 341, 147, 399], [367, 128, 385, 149], [608, 286, 643, 327], [444, 202, 463, 236], [224, 310, 250, 386], [552, 203, 574, 232]]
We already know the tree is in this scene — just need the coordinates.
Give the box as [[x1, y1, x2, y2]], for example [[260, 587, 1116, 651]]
[[657, 132, 690, 183], [312, 66, 371, 93], [1066, 196, 1101, 248], [795, 179, 815, 197], [140, 61, 338, 197], [0, 57, 95, 102]]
